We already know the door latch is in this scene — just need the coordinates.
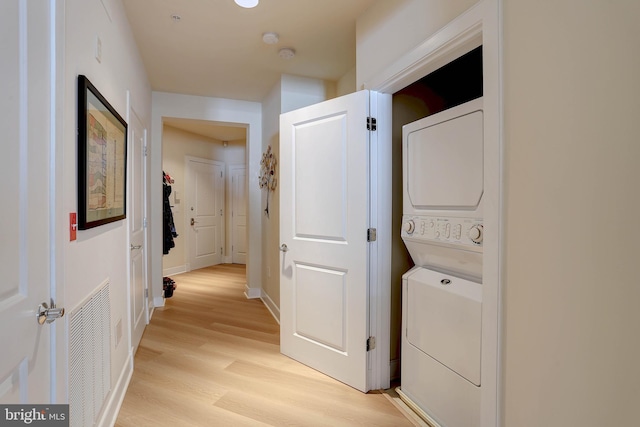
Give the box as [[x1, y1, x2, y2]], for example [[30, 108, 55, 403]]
[[37, 301, 65, 325]]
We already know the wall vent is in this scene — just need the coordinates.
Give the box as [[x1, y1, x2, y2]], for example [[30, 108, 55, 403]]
[[68, 280, 111, 427]]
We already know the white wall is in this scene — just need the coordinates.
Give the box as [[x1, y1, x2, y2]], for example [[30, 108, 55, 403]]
[[502, 1, 640, 425], [151, 92, 262, 302], [161, 125, 245, 274], [62, 0, 151, 420]]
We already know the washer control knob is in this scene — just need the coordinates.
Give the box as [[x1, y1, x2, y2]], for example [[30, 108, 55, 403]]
[[403, 220, 415, 234], [469, 224, 484, 244]]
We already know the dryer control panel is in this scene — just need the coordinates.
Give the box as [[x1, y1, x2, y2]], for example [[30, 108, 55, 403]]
[[402, 215, 483, 249]]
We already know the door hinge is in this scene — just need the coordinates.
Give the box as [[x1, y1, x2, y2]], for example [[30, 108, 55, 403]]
[[367, 336, 376, 351], [367, 228, 377, 242], [143, 144, 149, 156], [143, 217, 148, 228], [144, 288, 148, 298], [366, 117, 377, 131]]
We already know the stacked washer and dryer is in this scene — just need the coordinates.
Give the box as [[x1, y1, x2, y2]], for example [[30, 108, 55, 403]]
[[399, 97, 484, 427]]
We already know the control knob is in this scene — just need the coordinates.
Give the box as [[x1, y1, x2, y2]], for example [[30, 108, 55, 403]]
[[403, 220, 415, 234], [469, 224, 483, 244]]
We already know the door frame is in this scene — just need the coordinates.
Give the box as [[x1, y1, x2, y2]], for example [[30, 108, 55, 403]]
[[366, 2, 502, 425], [184, 155, 225, 271], [228, 163, 247, 265], [368, 92, 393, 391], [51, 0, 66, 403], [150, 99, 261, 308]]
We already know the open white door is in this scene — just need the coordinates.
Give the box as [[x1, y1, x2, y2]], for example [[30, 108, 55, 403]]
[[128, 105, 148, 352], [186, 157, 225, 270], [280, 90, 384, 392], [0, 0, 58, 403]]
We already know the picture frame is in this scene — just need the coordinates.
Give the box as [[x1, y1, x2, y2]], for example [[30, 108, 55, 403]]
[[77, 75, 128, 229]]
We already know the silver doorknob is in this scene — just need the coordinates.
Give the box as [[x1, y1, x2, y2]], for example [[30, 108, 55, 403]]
[[37, 301, 65, 325], [279, 244, 288, 252], [191, 218, 198, 226]]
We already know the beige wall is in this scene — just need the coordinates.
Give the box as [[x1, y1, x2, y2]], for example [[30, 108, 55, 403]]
[[356, 0, 478, 89], [502, 1, 640, 425], [162, 125, 245, 273]]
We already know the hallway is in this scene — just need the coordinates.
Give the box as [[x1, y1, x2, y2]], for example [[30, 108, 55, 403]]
[[115, 264, 417, 426]]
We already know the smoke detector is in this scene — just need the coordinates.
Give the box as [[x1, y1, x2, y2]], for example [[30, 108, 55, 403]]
[[262, 32, 279, 45], [278, 48, 296, 60]]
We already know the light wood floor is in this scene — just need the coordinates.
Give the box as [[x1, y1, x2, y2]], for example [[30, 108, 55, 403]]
[[115, 264, 419, 427]]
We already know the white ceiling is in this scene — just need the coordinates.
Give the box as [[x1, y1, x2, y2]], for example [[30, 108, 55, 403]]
[[163, 117, 248, 141], [122, 0, 375, 141]]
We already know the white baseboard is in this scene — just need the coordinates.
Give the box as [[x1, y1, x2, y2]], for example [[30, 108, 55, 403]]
[[223, 256, 232, 264], [153, 296, 165, 308], [163, 265, 186, 277], [260, 291, 280, 324], [96, 351, 133, 427], [244, 284, 261, 299]]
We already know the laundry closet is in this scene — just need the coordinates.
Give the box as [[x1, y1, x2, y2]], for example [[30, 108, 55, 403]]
[[392, 46, 484, 427]]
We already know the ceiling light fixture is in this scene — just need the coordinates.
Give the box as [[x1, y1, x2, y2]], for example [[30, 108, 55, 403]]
[[234, 0, 259, 8], [262, 32, 279, 45], [278, 48, 296, 60]]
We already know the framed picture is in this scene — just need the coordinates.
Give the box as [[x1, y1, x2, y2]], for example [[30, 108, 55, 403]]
[[77, 75, 127, 229]]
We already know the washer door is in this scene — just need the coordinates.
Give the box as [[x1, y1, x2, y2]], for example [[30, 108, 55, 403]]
[[406, 267, 482, 385]]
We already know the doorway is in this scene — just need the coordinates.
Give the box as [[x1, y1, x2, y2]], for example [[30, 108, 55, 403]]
[[160, 121, 248, 278], [150, 93, 262, 309], [368, 4, 502, 425]]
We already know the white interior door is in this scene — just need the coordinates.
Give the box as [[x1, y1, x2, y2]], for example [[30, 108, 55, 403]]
[[129, 106, 148, 352], [0, 0, 56, 403], [187, 157, 224, 270], [230, 165, 247, 264], [280, 90, 372, 392]]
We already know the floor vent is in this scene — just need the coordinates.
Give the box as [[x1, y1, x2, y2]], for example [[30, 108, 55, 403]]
[[69, 280, 111, 427]]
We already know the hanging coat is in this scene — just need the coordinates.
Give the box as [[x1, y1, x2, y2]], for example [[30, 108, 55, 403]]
[[163, 180, 178, 254]]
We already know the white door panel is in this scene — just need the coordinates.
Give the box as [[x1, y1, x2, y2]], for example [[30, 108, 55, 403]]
[[129, 107, 148, 352], [0, 0, 55, 403], [187, 158, 224, 270], [280, 90, 370, 392], [294, 116, 349, 240]]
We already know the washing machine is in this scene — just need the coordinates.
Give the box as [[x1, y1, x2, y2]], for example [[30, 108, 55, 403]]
[[399, 97, 484, 427]]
